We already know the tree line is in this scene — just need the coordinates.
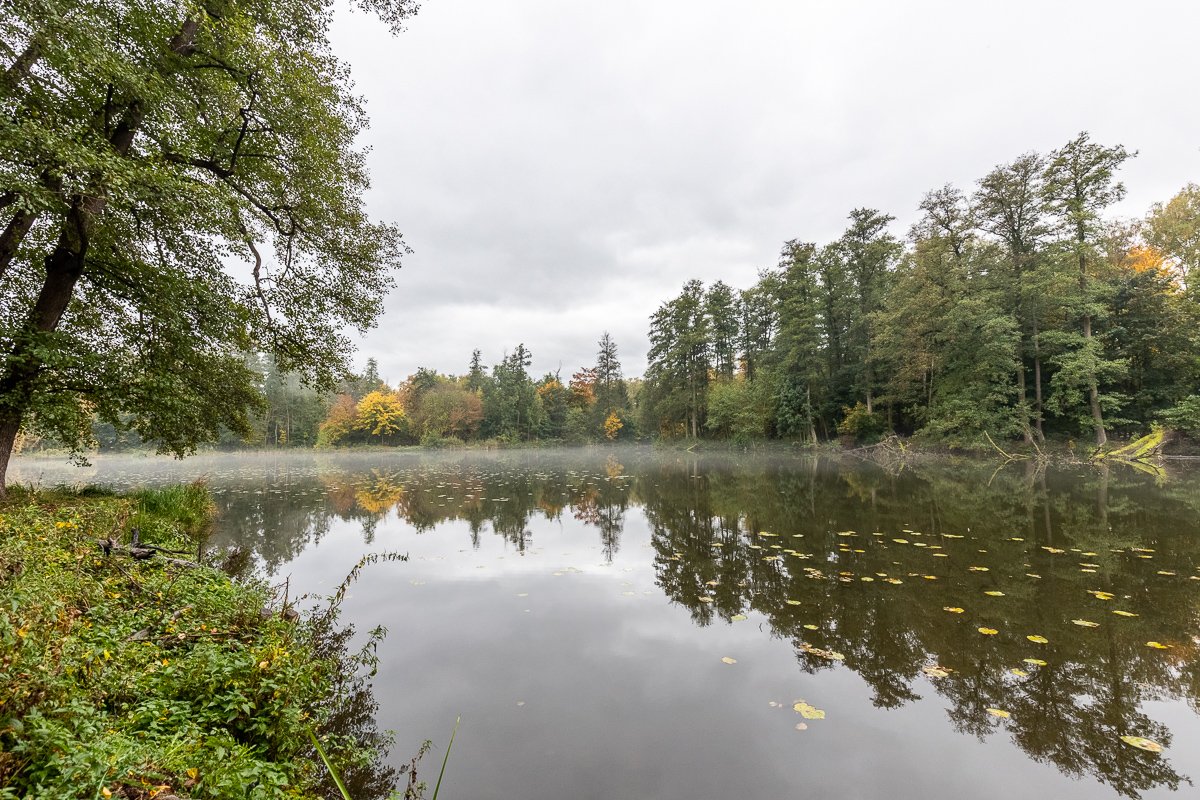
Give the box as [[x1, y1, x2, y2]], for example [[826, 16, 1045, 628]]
[[315, 333, 637, 446], [66, 333, 638, 451], [641, 133, 1200, 446]]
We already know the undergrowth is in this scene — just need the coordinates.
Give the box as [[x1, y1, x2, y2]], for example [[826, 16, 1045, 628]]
[[0, 484, 406, 799]]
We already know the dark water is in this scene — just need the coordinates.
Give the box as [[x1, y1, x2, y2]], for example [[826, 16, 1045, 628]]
[[13, 449, 1200, 799]]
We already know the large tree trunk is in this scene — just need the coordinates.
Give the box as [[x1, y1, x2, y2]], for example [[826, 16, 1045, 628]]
[[1085, 313, 1107, 447], [1078, 231, 1106, 447], [1032, 320, 1045, 443], [0, 102, 146, 496], [1017, 362, 1032, 443]]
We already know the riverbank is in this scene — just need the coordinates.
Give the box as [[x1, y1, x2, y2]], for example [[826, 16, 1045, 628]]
[[0, 485, 398, 799]]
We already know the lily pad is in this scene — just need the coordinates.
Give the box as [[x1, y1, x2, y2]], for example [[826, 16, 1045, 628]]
[[720, 656, 737, 664], [1027, 635, 1049, 644], [986, 708, 1011, 718], [943, 607, 965, 614], [731, 614, 747, 622], [1071, 619, 1100, 628], [978, 627, 999, 635]]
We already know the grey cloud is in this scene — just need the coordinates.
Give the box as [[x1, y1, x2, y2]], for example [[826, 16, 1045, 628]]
[[333, 0, 1200, 380]]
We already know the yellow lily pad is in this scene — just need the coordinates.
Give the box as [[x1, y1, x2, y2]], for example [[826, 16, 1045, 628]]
[[720, 657, 737, 664], [1146, 641, 1171, 649], [731, 614, 747, 622], [1072, 619, 1100, 628], [1026, 635, 1049, 644], [943, 607, 965, 614], [986, 708, 1011, 718], [1112, 610, 1138, 617], [1023, 658, 1048, 666], [978, 627, 999, 635], [984, 591, 1005, 597]]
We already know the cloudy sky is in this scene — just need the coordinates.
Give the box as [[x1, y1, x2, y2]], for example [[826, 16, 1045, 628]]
[[330, 0, 1200, 384]]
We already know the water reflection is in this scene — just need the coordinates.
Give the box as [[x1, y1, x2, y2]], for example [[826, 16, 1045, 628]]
[[13, 450, 1200, 798]]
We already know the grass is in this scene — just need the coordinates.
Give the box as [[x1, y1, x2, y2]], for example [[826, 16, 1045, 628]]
[[0, 484, 403, 799]]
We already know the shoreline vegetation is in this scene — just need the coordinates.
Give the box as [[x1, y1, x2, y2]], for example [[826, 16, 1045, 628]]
[[0, 484, 414, 800]]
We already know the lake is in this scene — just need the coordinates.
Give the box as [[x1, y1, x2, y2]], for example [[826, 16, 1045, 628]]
[[12, 448, 1200, 800]]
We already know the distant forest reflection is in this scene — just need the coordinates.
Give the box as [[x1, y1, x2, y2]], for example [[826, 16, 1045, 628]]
[[207, 451, 1200, 799]]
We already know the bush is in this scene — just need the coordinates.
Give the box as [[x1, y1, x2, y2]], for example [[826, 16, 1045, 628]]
[[836, 402, 888, 443]]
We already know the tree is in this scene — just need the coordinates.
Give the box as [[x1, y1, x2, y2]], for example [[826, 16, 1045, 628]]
[[772, 241, 823, 441], [645, 280, 710, 438], [466, 349, 489, 393], [592, 332, 629, 433], [484, 344, 538, 440], [1043, 132, 1134, 445], [974, 153, 1052, 441], [355, 390, 408, 442], [838, 209, 901, 414], [0, 0, 418, 493], [705, 282, 739, 380], [1144, 184, 1200, 294]]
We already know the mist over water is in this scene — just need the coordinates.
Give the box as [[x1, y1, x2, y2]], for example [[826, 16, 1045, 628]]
[[13, 448, 1200, 800]]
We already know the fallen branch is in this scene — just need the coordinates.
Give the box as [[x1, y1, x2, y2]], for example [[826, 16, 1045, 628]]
[[983, 431, 1027, 463], [99, 538, 204, 569]]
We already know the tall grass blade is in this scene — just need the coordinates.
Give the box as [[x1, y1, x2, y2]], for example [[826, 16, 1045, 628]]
[[431, 716, 460, 800], [307, 728, 352, 800]]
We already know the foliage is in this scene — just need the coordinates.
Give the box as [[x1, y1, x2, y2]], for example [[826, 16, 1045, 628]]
[[0, 486, 404, 799], [1158, 395, 1200, 436], [0, 0, 421, 491], [639, 132, 1200, 447], [835, 402, 887, 442]]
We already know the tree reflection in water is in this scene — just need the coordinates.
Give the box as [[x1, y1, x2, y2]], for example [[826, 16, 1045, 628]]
[[209, 452, 1200, 799]]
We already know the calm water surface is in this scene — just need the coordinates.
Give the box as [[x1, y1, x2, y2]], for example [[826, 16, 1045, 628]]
[[13, 449, 1200, 800]]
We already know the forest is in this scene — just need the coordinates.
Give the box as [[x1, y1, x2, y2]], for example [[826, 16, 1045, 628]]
[[641, 133, 1200, 447], [68, 334, 641, 451], [16, 132, 1200, 456]]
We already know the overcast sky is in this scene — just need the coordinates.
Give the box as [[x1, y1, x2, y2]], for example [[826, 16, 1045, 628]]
[[329, 0, 1200, 384]]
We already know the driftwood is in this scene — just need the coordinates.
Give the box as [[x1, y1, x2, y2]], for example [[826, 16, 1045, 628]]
[[98, 537, 204, 570]]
